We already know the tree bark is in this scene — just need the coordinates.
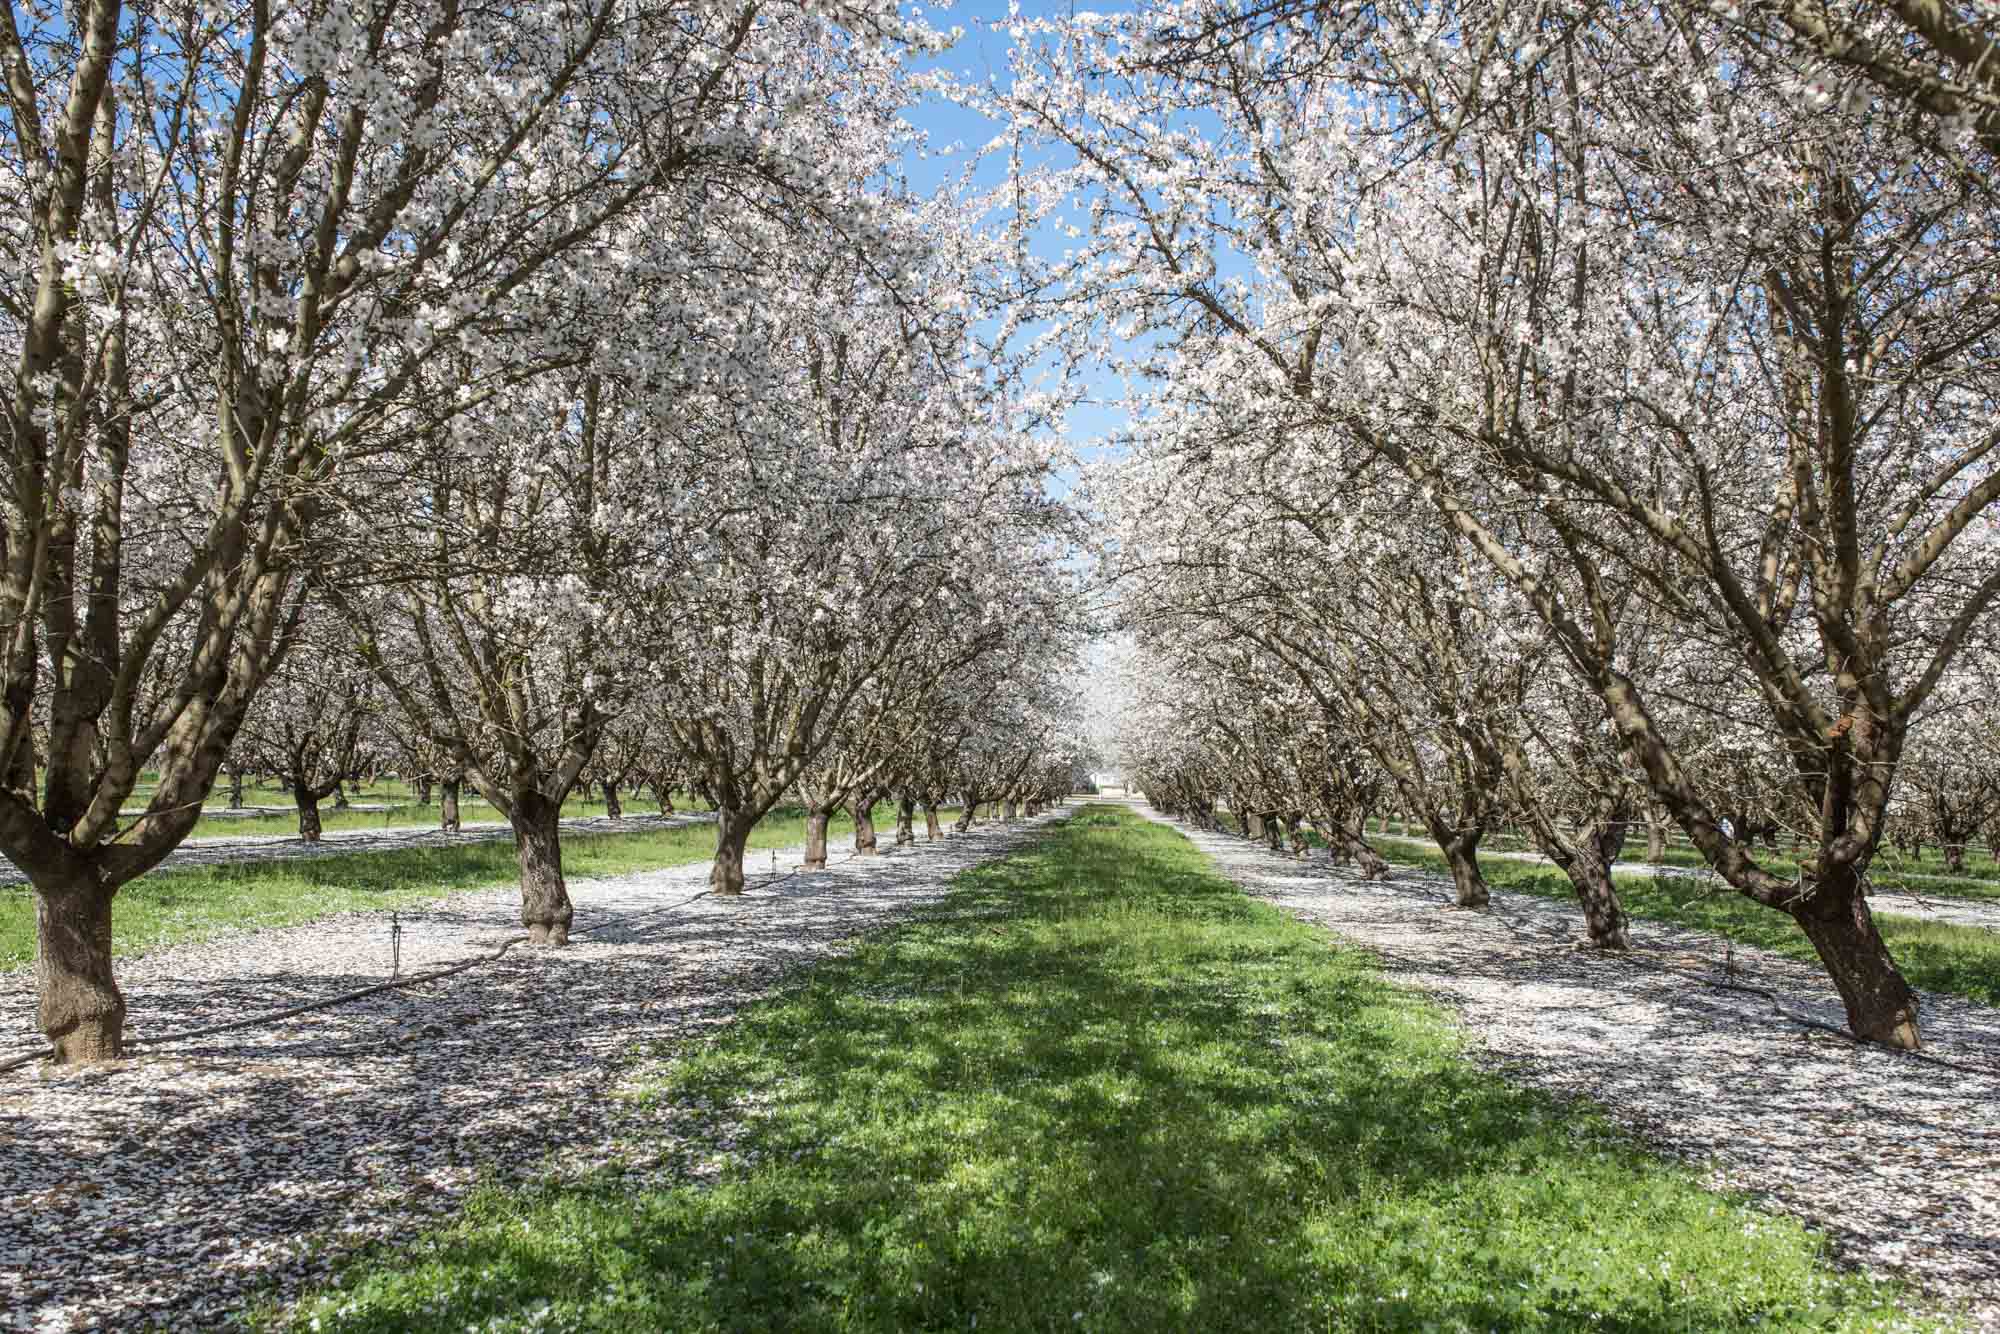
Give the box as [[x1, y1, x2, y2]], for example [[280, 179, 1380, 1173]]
[[414, 774, 433, 807], [924, 802, 942, 840], [332, 781, 349, 810], [852, 797, 881, 854], [1325, 816, 1391, 878], [1561, 851, 1629, 949], [441, 778, 462, 831], [1792, 869, 1921, 1048], [710, 807, 751, 895], [802, 807, 831, 870], [36, 877, 125, 1063], [294, 787, 323, 843], [1001, 799, 1018, 821], [603, 780, 623, 820], [227, 768, 245, 810], [1943, 841, 1966, 874], [1440, 829, 1490, 908], [511, 793, 572, 945], [895, 796, 916, 846], [1646, 814, 1667, 864], [1245, 811, 1264, 841]]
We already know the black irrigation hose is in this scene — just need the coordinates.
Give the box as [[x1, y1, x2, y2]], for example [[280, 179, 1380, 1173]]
[[1198, 819, 2000, 1083], [2, 816, 1051, 1076]]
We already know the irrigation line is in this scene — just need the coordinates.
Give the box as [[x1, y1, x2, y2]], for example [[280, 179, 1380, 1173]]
[[2, 818, 1045, 1076]]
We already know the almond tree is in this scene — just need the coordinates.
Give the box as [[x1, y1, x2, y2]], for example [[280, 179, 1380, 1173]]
[[231, 621, 381, 842], [1018, 0, 2000, 1047]]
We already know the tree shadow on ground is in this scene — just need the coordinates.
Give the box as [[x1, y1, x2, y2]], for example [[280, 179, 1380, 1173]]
[[278, 810, 1918, 1333]]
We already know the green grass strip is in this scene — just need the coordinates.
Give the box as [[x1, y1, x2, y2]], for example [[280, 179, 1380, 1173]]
[[272, 806, 1934, 1333], [1372, 841, 2000, 1008], [0, 805, 946, 971]]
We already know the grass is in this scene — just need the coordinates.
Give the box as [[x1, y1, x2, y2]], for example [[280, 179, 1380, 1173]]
[[270, 806, 1936, 1333], [1369, 840, 2000, 1007], [166, 783, 697, 838], [1364, 825, 2000, 899], [0, 803, 954, 971]]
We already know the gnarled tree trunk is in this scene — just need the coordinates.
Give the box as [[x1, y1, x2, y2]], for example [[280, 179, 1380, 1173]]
[[440, 778, 462, 831], [332, 781, 349, 810], [894, 796, 916, 846], [1792, 867, 1919, 1048], [36, 877, 124, 1064], [414, 774, 433, 806], [603, 780, 622, 820], [1439, 828, 1489, 909], [227, 767, 245, 810], [511, 792, 572, 945], [1544, 820, 1630, 950], [923, 801, 942, 840], [1322, 813, 1390, 878]]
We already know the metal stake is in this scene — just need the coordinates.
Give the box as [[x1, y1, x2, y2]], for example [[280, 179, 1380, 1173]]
[[390, 911, 403, 977]]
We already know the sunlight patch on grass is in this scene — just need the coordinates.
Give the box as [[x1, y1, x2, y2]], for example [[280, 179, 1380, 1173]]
[[270, 807, 1938, 1333]]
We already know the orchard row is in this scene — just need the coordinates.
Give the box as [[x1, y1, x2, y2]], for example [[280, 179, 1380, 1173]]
[[2, 0, 1087, 1064], [1046, 0, 2000, 1052]]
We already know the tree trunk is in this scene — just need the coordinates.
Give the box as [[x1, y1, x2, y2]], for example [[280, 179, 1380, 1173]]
[[603, 780, 622, 820], [294, 786, 323, 843], [227, 767, 245, 810], [954, 800, 977, 834], [802, 807, 831, 870], [1441, 829, 1490, 909], [1943, 841, 1966, 874], [511, 794, 572, 945], [1245, 811, 1264, 841], [853, 797, 881, 855], [710, 807, 751, 895], [1646, 815, 1667, 864], [1561, 851, 1630, 949], [1791, 868, 1921, 1048], [414, 774, 433, 806], [332, 780, 349, 810], [1264, 816, 1283, 852], [895, 797, 916, 846], [37, 878, 125, 1064], [654, 783, 676, 815], [1329, 818, 1391, 878], [440, 778, 462, 831], [1001, 799, 1018, 821], [924, 802, 942, 840]]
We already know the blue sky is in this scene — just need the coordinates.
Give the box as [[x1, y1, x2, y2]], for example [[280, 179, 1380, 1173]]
[[897, 0, 1139, 475]]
